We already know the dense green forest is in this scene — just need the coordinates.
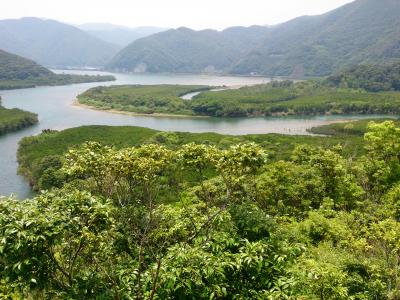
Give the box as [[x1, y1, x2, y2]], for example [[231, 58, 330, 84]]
[[0, 49, 116, 90], [78, 85, 211, 115], [0, 98, 38, 135], [108, 0, 400, 76], [77, 81, 400, 117], [1, 120, 399, 298], [326, 62, 400, 92]]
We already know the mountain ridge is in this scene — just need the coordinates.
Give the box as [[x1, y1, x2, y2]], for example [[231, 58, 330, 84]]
[[0, 17, 119, 68], [77, 23, 166, 47], [107, 0, 400, 76], [107, 25, 271, 73]]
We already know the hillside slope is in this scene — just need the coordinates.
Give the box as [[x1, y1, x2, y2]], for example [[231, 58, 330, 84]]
[[107, 26, 271, 73], [0, 49, 53, 80], [233, 0, 400, 76], [0, 49, 115, 90], [0, 18, 119, 68], [108, 0, 400, 76]]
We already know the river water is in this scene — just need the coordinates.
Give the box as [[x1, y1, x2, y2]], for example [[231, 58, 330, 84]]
[[0, 71, 387, 198]]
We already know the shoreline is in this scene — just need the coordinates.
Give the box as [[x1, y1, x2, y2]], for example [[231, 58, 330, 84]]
[[72, 99, 370, 129], [71, 99, 210, 119]]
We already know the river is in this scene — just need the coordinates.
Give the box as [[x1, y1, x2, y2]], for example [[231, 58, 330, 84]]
[[0, 71, 387, 198]]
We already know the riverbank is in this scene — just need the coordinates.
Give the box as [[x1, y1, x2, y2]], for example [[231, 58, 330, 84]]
[[72, 99, 209, 119], [0, 99, 38, 136], [76, 81, 400, 118]]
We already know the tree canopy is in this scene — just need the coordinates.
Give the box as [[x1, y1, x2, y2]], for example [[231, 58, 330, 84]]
[[2, 121, 400, 298]]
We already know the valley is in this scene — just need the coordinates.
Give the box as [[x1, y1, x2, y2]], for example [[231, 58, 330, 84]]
[[2, 0, 400, 298]]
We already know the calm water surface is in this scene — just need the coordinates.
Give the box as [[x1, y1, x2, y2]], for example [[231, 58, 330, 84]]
[[0, 71, 389, 198]]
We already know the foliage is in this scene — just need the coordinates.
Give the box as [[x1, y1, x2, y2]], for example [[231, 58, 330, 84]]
[[326, 63, 400, 92], [309, 119, 400, 136], [3, 121, 400, 298], [17, 125, 365, 191], [191, 81, 400, 117]]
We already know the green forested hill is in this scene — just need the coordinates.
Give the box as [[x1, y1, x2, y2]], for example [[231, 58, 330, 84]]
[[108, 0, 400, 76], [0, 17, 119, 68], [234, 0, 400, 76], [0, 49, 53, 80], [0, 49, 115, 90], [107, 26, 270, 73]]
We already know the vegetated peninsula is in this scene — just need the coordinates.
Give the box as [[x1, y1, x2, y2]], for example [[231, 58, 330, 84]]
[[77, 84, 213, 116], [0, 49, 116, 90], [77, 63, 400, 117], [0, 97, 38, 135]]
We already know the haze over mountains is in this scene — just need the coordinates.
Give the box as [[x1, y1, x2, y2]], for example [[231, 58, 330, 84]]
[[0, 17, 119, 68], [77, 23, 166, 47], [0, 0, 399, 76]]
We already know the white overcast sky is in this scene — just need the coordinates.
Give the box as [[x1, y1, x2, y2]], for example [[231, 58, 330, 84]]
[[1, 0, 355, 30]]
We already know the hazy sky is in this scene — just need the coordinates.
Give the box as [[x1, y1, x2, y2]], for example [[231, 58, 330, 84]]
[[2, 0, 355, 30]]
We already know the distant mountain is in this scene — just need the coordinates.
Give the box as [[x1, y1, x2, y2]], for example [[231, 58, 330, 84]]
[[107, 26, 271, 73], [0, 18, 119, 68], [78, 23, 131, 31], [78, 23, 166, 47], [233, 0, 400, 77], [108, 0, 400, 76]]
